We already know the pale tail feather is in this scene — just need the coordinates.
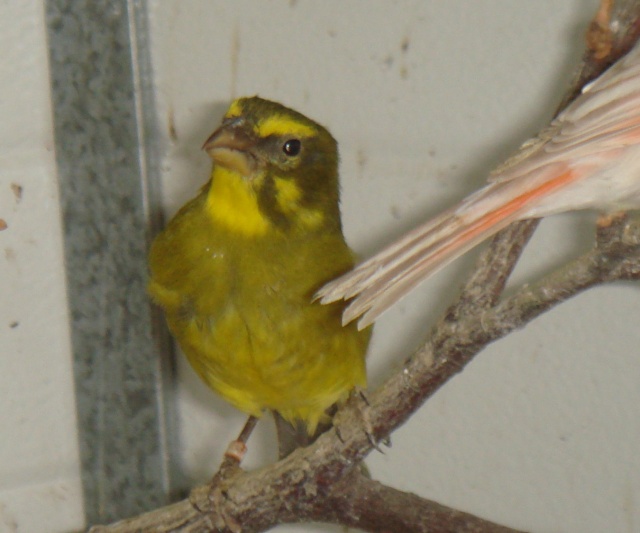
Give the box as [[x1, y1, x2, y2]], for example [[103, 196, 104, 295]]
[[317, 205, 469, 303], [324, 167, 581, 329], [321, 41, 640, 328]]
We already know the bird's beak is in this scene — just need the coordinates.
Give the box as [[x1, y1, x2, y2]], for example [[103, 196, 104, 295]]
[[202, 118, 257, 177]]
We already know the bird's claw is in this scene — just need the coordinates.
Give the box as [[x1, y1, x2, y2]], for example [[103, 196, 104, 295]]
[[208, 462, 243, 533], [350, 387, 390, 452]]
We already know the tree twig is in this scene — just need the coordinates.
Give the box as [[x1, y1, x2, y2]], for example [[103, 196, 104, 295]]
[[312, 471, 523, 533]]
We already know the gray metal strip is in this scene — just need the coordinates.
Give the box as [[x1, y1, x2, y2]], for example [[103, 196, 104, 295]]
[[45, 0, 176, 525]]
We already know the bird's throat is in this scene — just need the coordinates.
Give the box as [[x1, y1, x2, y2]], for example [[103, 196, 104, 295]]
[[206, 166, 270, 236]]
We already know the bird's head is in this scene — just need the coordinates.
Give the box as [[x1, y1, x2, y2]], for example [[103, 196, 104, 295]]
[[203, 96, 341, 236]]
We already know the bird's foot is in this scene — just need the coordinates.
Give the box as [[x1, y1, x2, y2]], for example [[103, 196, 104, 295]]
[[207, 468, 243, 533], [204, 413, 259, 526], [349, 387, 390, 452], [185, 465, 243, 533], [207, 434, 253, 533]]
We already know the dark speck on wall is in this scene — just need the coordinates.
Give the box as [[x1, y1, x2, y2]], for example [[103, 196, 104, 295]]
[[11, 183, 23, 202]]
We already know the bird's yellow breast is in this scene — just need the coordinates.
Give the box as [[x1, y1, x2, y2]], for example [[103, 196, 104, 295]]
[[177, 291, 367, 433], [149, 187, 369, 433]]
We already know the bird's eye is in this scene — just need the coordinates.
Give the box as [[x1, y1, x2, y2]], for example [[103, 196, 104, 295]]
[[282, 139, 301, 156]]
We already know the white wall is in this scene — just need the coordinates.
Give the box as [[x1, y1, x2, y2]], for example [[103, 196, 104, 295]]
[[3, 1, 640, 532], [0, 2, 84, 532]]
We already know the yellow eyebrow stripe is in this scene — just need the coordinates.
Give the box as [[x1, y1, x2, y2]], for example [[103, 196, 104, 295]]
[[257, 114, 315, 138], [225, 99, 244, 118], [225, 99, 316, 138]]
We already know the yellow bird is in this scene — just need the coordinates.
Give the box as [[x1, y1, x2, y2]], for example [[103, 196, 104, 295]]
[[148, 97, 370, 451]]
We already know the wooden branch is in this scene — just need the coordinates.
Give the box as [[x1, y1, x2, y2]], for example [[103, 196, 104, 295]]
[[90, 2, 640, 532], [88, 471, 524, 533], [89, 212, 640, 531], [345, 216, 640, 454], [312, 472, 523, 533]]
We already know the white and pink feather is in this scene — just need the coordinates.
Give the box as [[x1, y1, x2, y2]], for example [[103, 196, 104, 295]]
[[318, 40, 640, 328]]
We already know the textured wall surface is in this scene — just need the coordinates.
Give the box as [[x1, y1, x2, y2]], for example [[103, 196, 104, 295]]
[[46, 0, 174, 524], [3, 1, 640, 533]]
